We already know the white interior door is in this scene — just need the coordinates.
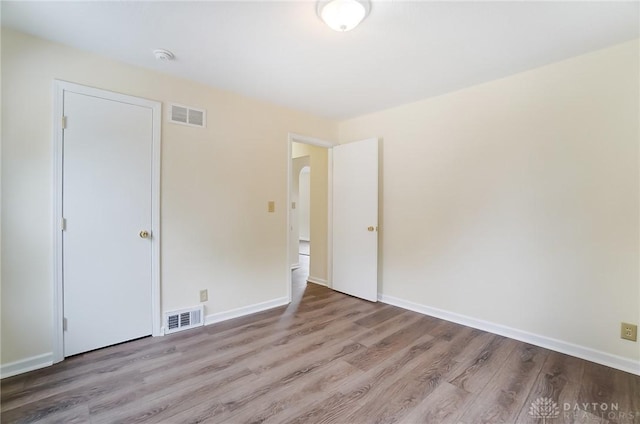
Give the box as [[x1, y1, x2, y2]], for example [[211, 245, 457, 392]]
[[332, 138, 378, 302], [63, 90, 154, 356]]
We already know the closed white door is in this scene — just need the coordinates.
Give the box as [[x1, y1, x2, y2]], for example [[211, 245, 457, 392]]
[[63, 90, 154, 356], [332, 138, 378, 302]]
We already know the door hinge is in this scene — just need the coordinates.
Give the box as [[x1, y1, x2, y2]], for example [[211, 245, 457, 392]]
[[61, 217, 66, 231], [61, 116, 67, 129], [63, 317, 68, 331]]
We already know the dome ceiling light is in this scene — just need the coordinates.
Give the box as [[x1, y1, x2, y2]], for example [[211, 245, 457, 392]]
[[317, 0, 371, 32]]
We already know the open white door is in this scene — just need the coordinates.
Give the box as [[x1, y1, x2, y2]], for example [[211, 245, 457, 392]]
[[332, 138, 378, 302]]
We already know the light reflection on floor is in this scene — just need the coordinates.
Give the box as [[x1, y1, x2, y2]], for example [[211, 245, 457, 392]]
[[287, 253, 310, 313]]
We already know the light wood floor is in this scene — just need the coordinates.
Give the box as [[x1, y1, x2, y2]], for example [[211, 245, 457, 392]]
[[2, 257, 639, 423]]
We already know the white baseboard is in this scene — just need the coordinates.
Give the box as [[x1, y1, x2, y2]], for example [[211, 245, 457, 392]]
[[205, 297, 289, 326], [6, 296, 635, 378], [307, 276, 328, 287], [1, 353, 53, 379], [379, 294, 640, 376]]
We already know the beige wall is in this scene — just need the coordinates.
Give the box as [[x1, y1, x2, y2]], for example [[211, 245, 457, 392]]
[[292, 142, 329, 283], [339, 40, 640, 361], [2, 27, 638, 371], [1, 29, 337, 365]]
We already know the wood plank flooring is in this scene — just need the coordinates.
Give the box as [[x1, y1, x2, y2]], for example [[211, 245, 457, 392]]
[[2, 259, 639, 423]]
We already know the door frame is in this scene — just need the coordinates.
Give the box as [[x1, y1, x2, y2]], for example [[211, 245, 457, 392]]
[[286, 133, 336, 303], [52, 80, 162, 363]]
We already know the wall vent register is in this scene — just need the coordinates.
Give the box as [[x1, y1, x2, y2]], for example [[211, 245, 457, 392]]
[[169, 103, 206, 128], [164, 305, 204, 334]]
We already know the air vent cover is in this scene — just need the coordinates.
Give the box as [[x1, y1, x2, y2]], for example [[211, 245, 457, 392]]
[[164, 305, 204, 334], [169, 103, 206, 128]]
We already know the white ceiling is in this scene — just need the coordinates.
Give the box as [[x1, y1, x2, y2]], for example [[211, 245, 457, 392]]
[[2, 1, 638, 119]]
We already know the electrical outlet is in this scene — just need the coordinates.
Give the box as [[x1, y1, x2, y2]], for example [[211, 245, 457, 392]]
[[199, 289, 208, 303], [621, 322, 637, 342], [268, 201, 275, 213]]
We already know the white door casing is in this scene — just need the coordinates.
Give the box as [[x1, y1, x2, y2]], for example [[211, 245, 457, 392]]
[[332, 138, 379, 302], [53, 81, 161, 361]]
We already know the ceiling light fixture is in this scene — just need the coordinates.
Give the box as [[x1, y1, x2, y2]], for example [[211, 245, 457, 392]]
[[153, 49, 175, 61], [317, 0, 371, 32]]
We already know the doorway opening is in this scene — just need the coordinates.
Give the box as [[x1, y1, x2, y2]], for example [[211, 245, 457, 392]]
[[287, 134, 335, 304], [291, 158, 311, 301], [286, 133, 380, 305]]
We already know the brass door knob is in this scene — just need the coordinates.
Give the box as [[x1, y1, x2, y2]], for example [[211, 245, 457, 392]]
[[139, 230, 150, 239], [367, 226, 375, 232]]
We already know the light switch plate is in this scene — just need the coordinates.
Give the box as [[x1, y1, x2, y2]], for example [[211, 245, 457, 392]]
[[268, 201, 275, 213]]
